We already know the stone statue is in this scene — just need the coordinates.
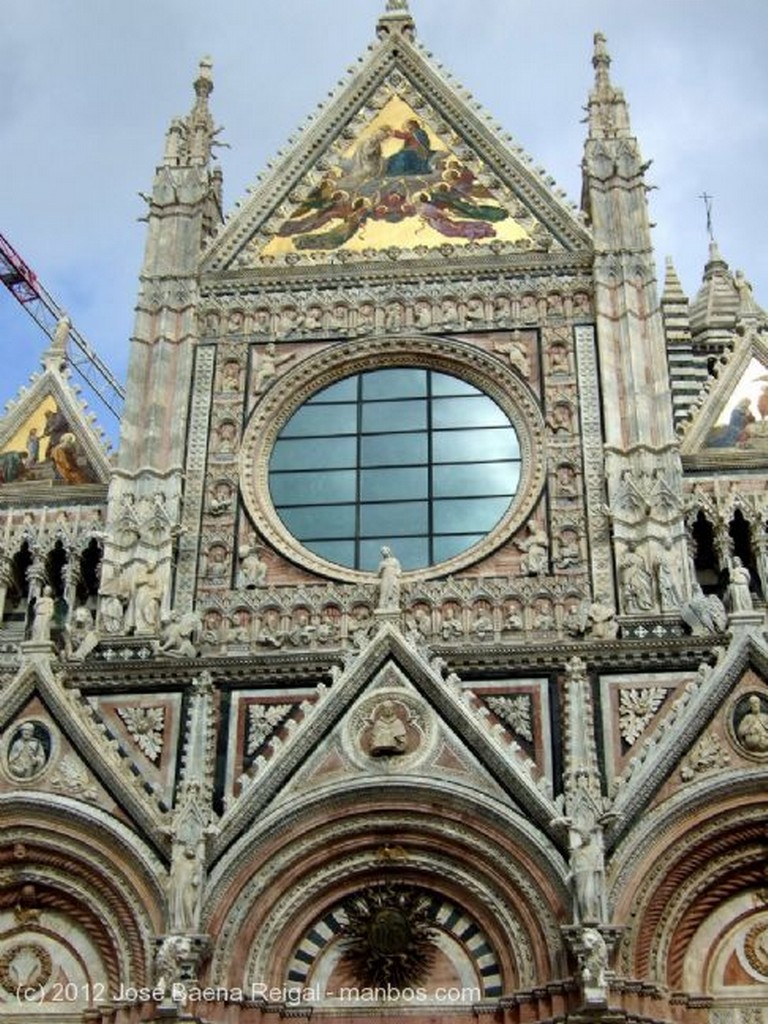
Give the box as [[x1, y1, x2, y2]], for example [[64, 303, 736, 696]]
[[618, 544, 653, 613], [377, 547, 402, 611], [155, 934, 192, 996], [31, 586, 55, 642], [129, 560, 165, 633], [65, 606, 99, 661], [728, 557, 753, 612], [237, 545, 267, 589], [156, 611, 201, 658], [570, 827, 605, 924], [580, 927, 609, 1001], [369, 701, 407, 756], [737, 695, 768, 753], [655, 542, 681, 611], [517, 522, 549, 576], [7, 722, 47, 780], [680, 582, 727, 635], [168, 842, 203, 932]]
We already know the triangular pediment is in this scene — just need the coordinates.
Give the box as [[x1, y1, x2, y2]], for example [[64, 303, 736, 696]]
[[681, 330, 768, 465], [202, 27, 590, 274], [0, 653, 170, 851], [0, 357, 112, 494], [607, 632, 768, 847], [211, 623, 558, 859]]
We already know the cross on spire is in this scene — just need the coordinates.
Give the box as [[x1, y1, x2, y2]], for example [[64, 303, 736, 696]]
[[699, 192, 715, 242]]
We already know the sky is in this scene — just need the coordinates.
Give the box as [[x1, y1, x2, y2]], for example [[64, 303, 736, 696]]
[[1, 0, 767, 445]]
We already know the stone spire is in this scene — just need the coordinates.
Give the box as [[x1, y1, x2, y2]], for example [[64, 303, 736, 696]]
[[581, 33, 692, 610], [377, 0, 415, 40], [586, 32, 632, 140], [163, 57, 218, 168]]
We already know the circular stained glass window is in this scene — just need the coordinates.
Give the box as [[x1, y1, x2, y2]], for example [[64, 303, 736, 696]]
[[267, 367, 522, 572]]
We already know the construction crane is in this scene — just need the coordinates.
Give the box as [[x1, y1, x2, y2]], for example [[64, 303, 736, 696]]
[[0, 231, 125, 420]]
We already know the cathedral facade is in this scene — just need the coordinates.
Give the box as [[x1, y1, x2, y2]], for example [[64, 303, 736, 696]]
[[1, 4, 767, 1023]]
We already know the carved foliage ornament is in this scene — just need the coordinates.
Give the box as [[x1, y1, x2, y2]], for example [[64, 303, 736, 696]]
[[340, 883, 437, 990], [618, 686, 667, 747], [485, 694, 533, 742], [117, 705, 166, 763], [247, 703, 293, 756]]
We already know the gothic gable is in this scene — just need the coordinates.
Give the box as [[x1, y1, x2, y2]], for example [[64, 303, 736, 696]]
[[607, 632, 768, 845], [0, 656, 170, 851], [201, 20, 590, 274], [211, 623, 558, 859], [680, 328, 768, 466], [0, 349, 111, 494]]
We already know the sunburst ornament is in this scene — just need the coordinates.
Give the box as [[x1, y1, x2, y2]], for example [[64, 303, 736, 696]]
[[340, 883, 437, 989]]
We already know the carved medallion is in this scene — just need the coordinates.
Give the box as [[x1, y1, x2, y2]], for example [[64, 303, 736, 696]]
[[2, 720, 52, 783], [349, 691, 433, 767], [743, 920, 768, 980], [730, 692, 768, 761]]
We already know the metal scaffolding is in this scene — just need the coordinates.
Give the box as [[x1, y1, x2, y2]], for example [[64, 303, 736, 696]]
[[0, 231, 125, 420]]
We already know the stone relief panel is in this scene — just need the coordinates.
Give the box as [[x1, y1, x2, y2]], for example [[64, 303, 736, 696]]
[[468, 677, 553, 786], [597, 672, 692, 792], [223, 689, 319, 803]]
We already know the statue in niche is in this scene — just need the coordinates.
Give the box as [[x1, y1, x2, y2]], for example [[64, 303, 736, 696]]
[[349, 605, 375, 647], [585, 596, 618, 640], [316, 610, 340, 645], [655, 540, 681, 611], [532, 598, 554, 631], [556, 529, 581, 570], [407, 605, 432, 640], [252, 341, 296, 394], [728, 557, 754, 612], [377, 547, 402, 611], [549, 402, 573, 435], [7, 722, 49, 780], [618, 544, 653, 613], [237, 545, 267, 589], [439, 603, 463, 641], [517, 522, 549, 576], [288, 610, 315, 647], [257, 609, 284, 648], [208, 480, 233, 516], [736, 694, 768, 754], [204, 545, 228, 580], [556, 463, 578, 499], [548, 341, 569, 374], [472, 608, 494, 640], [220, 359, 242, 392], [215, 420, 237, 453], [369, 700, 407, 757], [502, 601, 524, 632], [129, 561, 165, 633]]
